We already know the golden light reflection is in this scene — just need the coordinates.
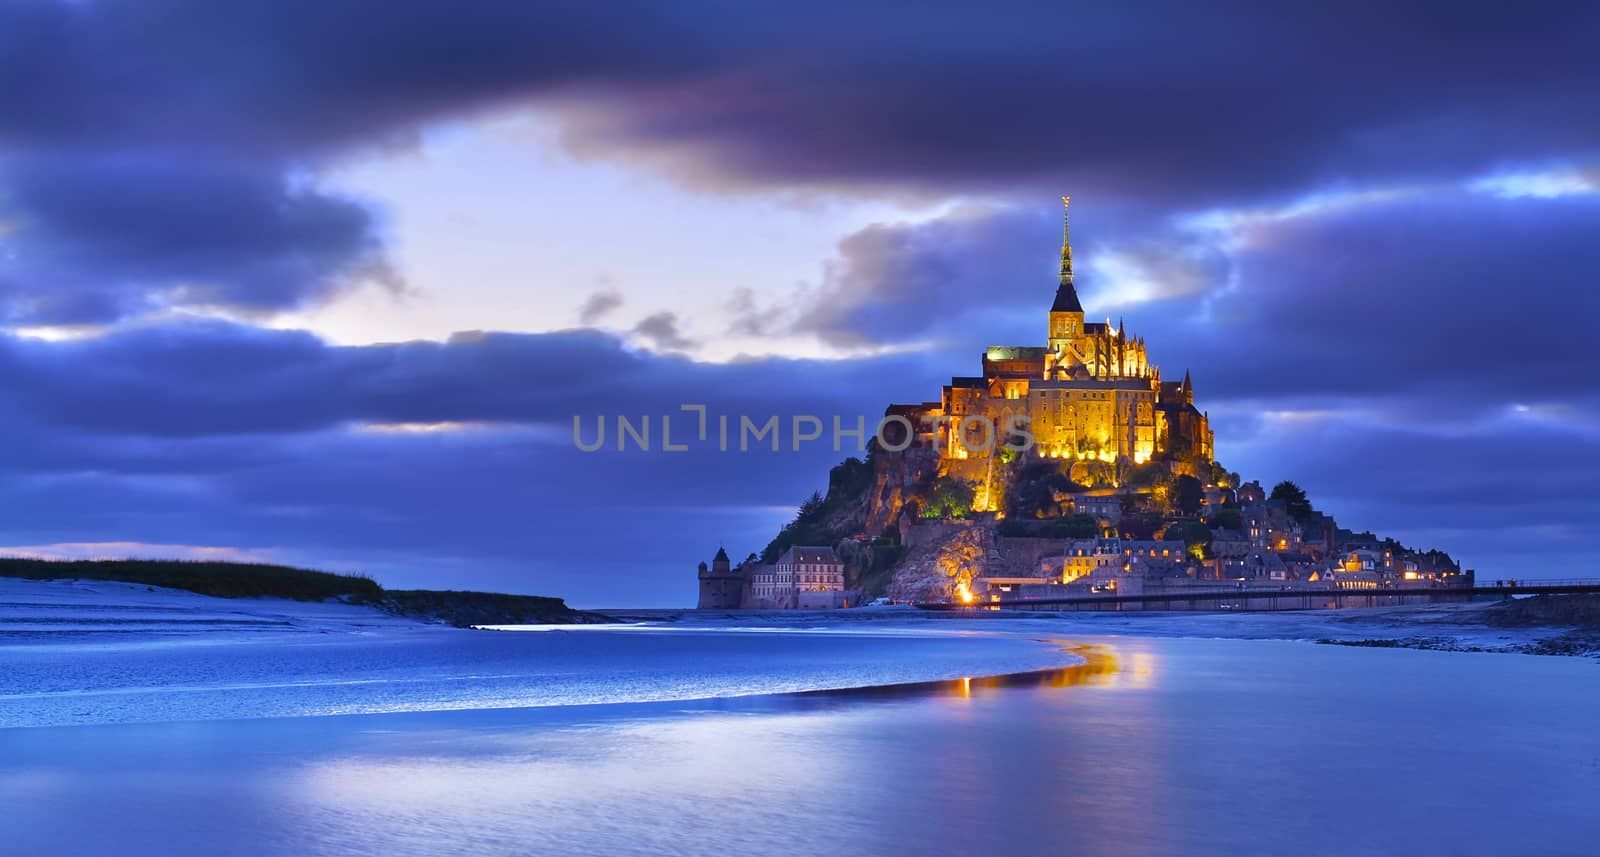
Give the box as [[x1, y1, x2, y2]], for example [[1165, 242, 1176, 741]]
[[795, 642, 1136, 707]]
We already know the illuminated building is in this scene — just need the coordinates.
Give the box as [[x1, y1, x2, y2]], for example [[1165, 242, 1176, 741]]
[[886, 198, 1214, 501]]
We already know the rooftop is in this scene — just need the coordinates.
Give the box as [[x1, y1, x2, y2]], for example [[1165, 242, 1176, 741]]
[[1051, 282, 1084, 314]]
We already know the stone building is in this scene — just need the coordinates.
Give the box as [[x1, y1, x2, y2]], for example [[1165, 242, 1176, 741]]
[[773, 546, 848, 609], [1059, 537, 1187, 584], [700, 545, 849, 609], [885, 198, 1213, 509], [696, 547, 746, 609]]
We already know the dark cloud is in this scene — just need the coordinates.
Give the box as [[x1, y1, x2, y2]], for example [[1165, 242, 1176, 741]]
[[769, 189, 1600, 418], [576, 289, 624, 325], [0, 320, 943, 604], [543, 6, 1600, 203], [2, 2, 1597, 323], [1, 308, 1596, 602], [0, 319, 930, 439], [1141, 190, 1600, 408], [789, 206, 1050, 347], [0, 1, 717, 155], [783, 202, 1229, 348], [0, 150, 397, 323], [2, 3, 1595, 201]]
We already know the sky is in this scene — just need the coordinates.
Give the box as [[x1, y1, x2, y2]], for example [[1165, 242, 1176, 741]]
[[2, 1, 1598, 606]]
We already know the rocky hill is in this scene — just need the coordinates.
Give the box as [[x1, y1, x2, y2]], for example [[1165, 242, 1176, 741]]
[[753, 440, 1463, 605]]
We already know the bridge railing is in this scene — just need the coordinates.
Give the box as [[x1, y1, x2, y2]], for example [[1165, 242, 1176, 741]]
[[926, 577, 1600, 611], [1479, 577, 1600, 588]]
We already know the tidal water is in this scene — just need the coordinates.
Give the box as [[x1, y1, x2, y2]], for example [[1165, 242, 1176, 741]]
[[1, 624, 1596, 856]]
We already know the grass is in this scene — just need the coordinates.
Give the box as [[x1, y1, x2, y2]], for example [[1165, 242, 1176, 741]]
[[0, 557, 604, 625], [0, 557, 383, 602], [381, 589, 577, 627]]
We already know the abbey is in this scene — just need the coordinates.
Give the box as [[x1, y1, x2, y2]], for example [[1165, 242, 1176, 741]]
[[890, 198, 1213, 477]]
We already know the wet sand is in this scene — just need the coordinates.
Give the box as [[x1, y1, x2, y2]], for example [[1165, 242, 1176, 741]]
[[3, 633, 1596, 857]]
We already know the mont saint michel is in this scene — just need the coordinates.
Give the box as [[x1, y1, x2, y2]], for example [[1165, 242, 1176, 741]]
[[9, 5, 1598, 857], [700, 199, 1468, 611]]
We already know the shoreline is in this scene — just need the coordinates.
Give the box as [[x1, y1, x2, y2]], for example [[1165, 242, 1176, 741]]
[[605, 598, 1600, 659]]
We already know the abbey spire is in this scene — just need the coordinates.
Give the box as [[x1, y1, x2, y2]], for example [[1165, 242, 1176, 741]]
[[1060, 195, 1074, 285], [1050, 195, 1084, 314]]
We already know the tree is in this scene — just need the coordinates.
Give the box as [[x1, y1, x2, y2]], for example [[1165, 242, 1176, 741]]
[[1214, 507, 1242, 531], [796, 490, 825, 522], [1125, 461, 1168, 489], [1119, 512, 1165, 540], [1069, 459, 1116, 489], [1055, 513, 1101, 539], [1270, 480, 1313, 524], [923, 476, 976, 519], [1006, 459, 1082, 519], [1164, 519, 1213, 552], [1172, 474, 1204, 516]]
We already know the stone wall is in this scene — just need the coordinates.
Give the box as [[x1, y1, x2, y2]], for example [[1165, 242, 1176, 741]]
[[866, 446, 941, 535], [994, 536, 1073, 580]]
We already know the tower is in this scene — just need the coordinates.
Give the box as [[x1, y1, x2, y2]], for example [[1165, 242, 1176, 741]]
[[1047, 196, 1085, 357], [696, 545, 746, 609]]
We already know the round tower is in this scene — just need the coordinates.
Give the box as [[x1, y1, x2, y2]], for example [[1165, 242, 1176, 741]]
[[697, 546, 746, 610]]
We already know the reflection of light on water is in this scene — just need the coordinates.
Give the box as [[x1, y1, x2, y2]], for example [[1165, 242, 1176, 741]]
[[289, 712, 860, 854], [819, 641, 1139, 706], [938, 640, 1157, 694], [1127, 651, 1157, 688]]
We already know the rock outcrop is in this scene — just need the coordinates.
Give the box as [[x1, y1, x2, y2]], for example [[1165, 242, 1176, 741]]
[[888, 519, 994, 603], [865, 446, 941, 535]]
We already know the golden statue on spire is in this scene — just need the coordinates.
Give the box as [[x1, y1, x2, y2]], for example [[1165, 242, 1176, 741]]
[[1059, 195, 1073, 285]]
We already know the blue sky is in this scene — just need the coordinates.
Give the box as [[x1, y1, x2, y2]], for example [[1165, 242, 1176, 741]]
[[2, 1, 1598, 605]]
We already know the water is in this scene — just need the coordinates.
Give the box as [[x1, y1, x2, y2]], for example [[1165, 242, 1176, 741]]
[[0, 623, 1077, 727], [2, 623, 1596, 856]]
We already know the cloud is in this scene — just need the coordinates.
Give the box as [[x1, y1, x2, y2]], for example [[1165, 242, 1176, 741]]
[[770, 187, 1600, 420], [541, 6, 1600, 203], [2, 2, 1599, 601], [577, 288, 624, 324], [4, 3, 1597, 203], [1144, 188, 1600, 408], [0, 541, 279, 564], [0, 150, 399, 324], [772, 202, 1226, 349], [2, 1, 1597, 327], [631, 311, 696, 352], [0, 318, 931, 439], [0, 318, 944, 604], [0, 276, 1596, 603]]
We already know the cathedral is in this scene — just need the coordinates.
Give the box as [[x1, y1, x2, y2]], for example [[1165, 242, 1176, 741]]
[[888, 198, 1212, 481]]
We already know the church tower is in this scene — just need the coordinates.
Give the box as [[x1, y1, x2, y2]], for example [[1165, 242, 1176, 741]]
[[1047, 196, 1085, 359]]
